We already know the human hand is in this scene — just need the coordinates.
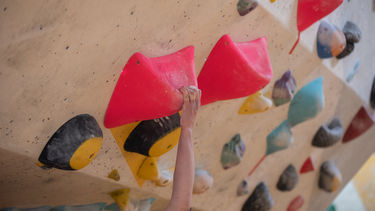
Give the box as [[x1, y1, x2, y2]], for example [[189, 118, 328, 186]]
[[179, 86, 201, 130]]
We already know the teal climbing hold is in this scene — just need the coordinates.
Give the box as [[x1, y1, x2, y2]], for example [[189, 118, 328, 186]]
[[249, 77, 325, 177], [266, 120, 293, 155], [287, 77, 324, 127]]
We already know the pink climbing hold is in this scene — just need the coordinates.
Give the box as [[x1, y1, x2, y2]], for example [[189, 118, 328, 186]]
[[287, 195, 304, 211], [289, 0, 343, 54], [342, 106, 374, 143], [300, 157, 314, 174], [198, 35, 273, 105], [104, 46, 197, 128]]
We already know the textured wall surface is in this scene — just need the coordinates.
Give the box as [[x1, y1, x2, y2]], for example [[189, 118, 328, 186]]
[[0, 0, 374, 210]]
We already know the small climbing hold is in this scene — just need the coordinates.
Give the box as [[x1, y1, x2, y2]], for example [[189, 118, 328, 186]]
[[237, 180, 250, 196], [266, 121, 293, 155], [287, 77, 324, 127], [272, 70, 296, 107], [193, 169, 213, 194], [137, 157, 160, 181], [312, 117, 343, 147], [155, 170, 173, 187], [327, 204, 337, 211], [346, 60, 360, 82], [241, 182, 274, 211], [342, 21, 361, 43], [38, 114, 103, 170], [52, 203, 106, 210], [137, 198, 156, 211], [198, 35, 273, 105], [221, 134, 246, 169], [336, 39, 354, 59], [110, 189, 130, 209], [319, 161, 342, 192], [237, 0, 258, 16], [342, 106, 374, 143], [277, 164, 298, 192], [337, 21, 361, 59], [108, 169, 121, 181], [300, 156, 314, 174], [104, 46, 197, 128], [316, 21, 346, 59], [124, 113, 181, 157], [287, 195, 304, 211], [238, 91, 272, 114], [371, 77, 375, 109]]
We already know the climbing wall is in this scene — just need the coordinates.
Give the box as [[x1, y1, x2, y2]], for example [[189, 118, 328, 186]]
[[0, 0, 374, 210]]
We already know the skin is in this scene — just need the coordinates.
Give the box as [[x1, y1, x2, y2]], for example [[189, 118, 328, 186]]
[[166, 86, 201, 211]]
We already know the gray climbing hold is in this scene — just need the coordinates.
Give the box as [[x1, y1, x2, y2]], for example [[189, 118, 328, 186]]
[[336, 36, 355, 59], [221, 134, 246, 169], [276, 164, 298, 192], [272, 70, 297, 107], [312, 117, 343, 148], [337, 21, 361, 59], [237, 180, 250, 196], [193, 169, 213, 194], [241, 182, 274, 211], [370, 76, 375, 109], [319, 161, 342, 193], [237, 0, 258, 16], [342, 21, 361, 43]]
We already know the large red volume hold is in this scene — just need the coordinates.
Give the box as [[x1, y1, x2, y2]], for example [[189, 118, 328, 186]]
[[300, 157, 314, 174], [104, 46, 197, 128], [342, 106, 374, 143], [289, 0, 343, 54], [297, 0, 343, 32], [198, 35, 273, 105]]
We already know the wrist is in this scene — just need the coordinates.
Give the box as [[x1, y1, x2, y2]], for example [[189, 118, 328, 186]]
[[181, 127, 193, 135]]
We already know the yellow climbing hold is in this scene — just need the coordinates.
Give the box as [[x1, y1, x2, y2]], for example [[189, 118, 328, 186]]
[[69, 137, 102, 170], [110, 188, 130, 209], [110, 122, 147, 187], [238, 92, 273, 114], [108, 169, 120, 181], [148, 127, 181, 157], [270, 0, 276, 3], [138, 157, 160, 181]]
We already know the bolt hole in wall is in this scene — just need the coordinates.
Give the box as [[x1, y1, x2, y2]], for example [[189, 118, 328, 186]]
[[328, 154, 375, 211]]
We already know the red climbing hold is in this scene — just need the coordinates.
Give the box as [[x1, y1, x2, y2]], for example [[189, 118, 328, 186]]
[[289, 0, 343, 54], [198, 35, 273, 105], [104, 46, 197, 128], [300, 157, 314, 174], [343, 106, 374, 143], [287, 195, 304, 211]]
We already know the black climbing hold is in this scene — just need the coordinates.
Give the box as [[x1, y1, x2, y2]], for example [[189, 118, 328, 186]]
[[342, 21, 361, 43], [312, 117, 343, 147], [237, 0, 258, 16], [276, 164, 298, 192], [319, 160, 342, 193], [336, 38, 354, 59], [242, 182, 274, 211], [124, 113, 180, 156], [38, 114, 103, 170], [370, 76, 375, 109]]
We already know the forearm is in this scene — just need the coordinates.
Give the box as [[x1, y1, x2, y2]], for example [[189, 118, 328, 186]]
[[167, 128, 195, 211]]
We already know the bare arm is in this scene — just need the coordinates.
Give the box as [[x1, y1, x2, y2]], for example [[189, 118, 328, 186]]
[[166, 86, 201, 211]]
